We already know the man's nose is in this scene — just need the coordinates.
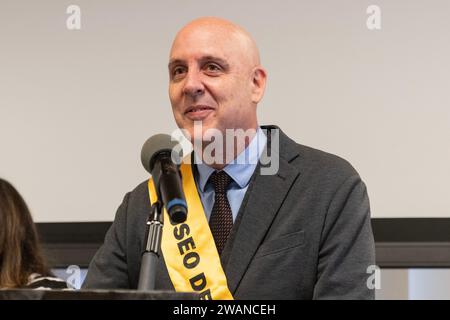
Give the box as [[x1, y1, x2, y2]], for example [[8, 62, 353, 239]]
[[182, 70, 205, 98]]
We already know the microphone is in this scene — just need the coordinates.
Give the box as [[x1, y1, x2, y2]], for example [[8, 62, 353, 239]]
[[141, 134, 187, 224]]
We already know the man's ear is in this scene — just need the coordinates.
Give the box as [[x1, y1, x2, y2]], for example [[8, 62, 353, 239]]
[[251, 67, 267, 104]]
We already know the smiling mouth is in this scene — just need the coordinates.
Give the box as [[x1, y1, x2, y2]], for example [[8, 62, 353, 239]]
[[185, 105, 215, 114], [184, 105, 215, 121]]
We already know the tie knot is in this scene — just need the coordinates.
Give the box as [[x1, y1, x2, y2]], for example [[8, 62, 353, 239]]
[[209, 170, 232, 194]]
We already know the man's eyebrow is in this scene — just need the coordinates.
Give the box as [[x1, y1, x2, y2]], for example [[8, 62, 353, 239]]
[[168, 59, 184, 69], [199, 56, 229, 69], [168, 56, 230, 69]]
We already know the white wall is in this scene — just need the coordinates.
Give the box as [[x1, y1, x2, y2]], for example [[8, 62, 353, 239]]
[[1, 0, 449, 222]]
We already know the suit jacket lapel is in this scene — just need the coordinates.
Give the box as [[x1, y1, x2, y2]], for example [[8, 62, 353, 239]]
[[222, 126, 301, 294]]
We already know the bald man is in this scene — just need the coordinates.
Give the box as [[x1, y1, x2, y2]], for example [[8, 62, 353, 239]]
[[83, 17, 376, 300]]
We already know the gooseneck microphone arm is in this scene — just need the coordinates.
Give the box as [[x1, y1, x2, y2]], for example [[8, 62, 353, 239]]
[[137, 201, 163, 291]]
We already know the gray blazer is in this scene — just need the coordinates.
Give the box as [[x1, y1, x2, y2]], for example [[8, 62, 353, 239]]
[[83, 125, 375, 299]]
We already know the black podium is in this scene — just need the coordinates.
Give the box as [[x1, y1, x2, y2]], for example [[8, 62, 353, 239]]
[[0, 289, 199, 300]]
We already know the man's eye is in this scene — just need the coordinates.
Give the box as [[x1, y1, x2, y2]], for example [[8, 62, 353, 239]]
[[205, 63, 221, 72], [172, 67, 186, 77]]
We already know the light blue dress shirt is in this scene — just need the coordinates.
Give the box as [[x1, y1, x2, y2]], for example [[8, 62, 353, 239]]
[[193, 128, 267, 222]]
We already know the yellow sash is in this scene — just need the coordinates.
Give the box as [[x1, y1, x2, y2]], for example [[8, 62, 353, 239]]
[[147, 161, 233, 300]]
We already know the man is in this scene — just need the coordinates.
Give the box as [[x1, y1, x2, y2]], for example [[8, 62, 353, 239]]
[[83, 17, 375, 299]]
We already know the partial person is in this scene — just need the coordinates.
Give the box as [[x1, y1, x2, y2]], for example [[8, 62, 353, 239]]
[[0, 178, 69, 290]]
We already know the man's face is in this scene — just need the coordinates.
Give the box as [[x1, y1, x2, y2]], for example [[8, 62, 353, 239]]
[[168, 25, 259, 143]]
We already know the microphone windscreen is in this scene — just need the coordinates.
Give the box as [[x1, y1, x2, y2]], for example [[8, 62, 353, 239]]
[[141, 134, 182, 173]]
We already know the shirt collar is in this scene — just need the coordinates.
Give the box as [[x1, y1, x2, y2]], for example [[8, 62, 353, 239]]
[[195, 127, 267, 192]]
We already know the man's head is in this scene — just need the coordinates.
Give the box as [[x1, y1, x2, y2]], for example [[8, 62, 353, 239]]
[[168, 17, 267, 145]]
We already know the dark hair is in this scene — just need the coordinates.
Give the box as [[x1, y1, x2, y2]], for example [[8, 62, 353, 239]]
[[0, 178, 50, 288]]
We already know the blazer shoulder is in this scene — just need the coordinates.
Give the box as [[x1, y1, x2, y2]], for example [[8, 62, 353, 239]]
[[274, 126, 360, 181], [128, 180, 151, 202], [120, 180, 152, 221], [293, 142, 361, 182]]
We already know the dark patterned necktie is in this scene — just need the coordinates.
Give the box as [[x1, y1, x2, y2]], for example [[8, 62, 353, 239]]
[[209, 170, 233, 255]]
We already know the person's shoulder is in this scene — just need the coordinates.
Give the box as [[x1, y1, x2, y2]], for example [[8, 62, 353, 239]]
[[128, 180, 151, 199], [295, 143, 359, 178], [114, 179, 149, 207], [119, 180, 153, 217], [286, 140, 366, 197], [277, 128, 361, 184]]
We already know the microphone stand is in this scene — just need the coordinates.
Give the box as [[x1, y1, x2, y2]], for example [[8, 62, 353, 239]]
[[137, 201, 164, 291]]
